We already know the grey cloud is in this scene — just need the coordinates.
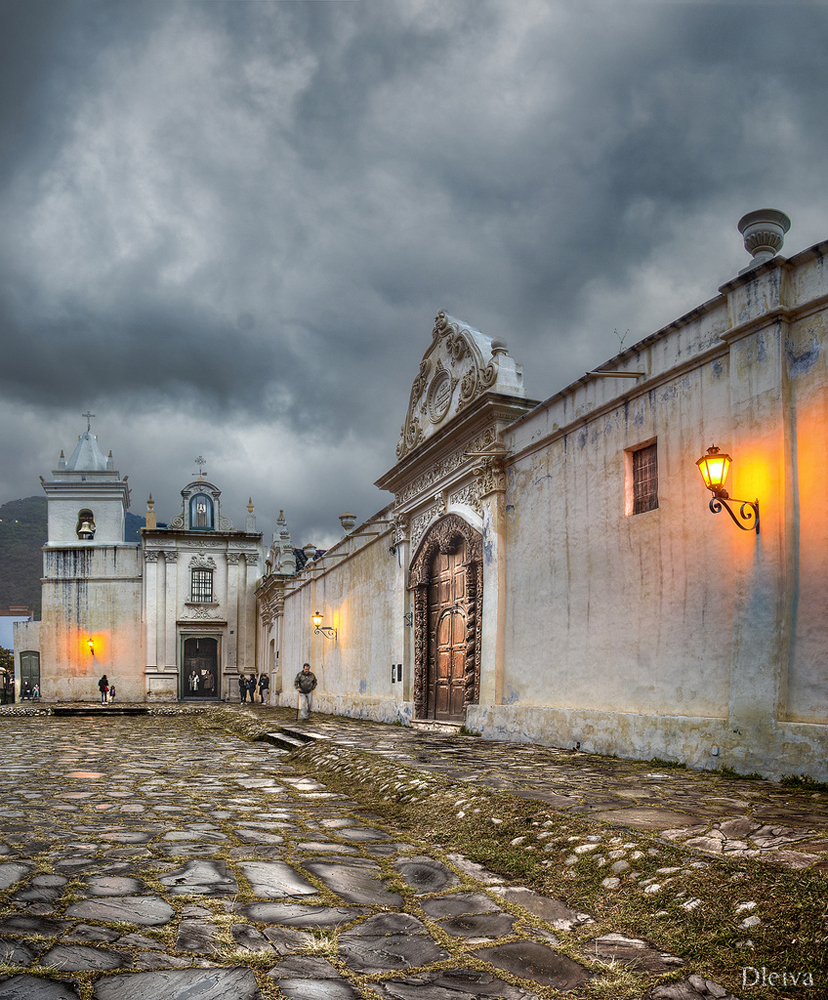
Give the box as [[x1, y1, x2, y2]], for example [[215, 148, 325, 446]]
[[1, 0, 827, 545]]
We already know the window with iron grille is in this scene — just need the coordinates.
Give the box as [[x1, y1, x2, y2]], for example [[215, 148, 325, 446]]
[[632, 442, 659, 514], [191, 569, 213, 603]]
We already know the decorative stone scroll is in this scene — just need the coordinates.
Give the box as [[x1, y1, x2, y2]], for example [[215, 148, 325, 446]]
[[396, 311, 526, 461], [408, 514, 483, 719], [189, 554, 217, 571]]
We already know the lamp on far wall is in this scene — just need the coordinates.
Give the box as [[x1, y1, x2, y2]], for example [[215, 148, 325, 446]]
[[87, 638, 94, 655], [312, 612, 337, 640], [696, 445, 760, 533]]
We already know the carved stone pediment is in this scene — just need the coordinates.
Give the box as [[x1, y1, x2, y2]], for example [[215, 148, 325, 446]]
[[396, 311, 527, 461]]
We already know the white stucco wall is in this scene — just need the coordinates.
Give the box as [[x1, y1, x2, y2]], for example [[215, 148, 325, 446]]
[[268, 509, 410, 722], [465, 244, 828, 781], [37, 545, 144, 702]]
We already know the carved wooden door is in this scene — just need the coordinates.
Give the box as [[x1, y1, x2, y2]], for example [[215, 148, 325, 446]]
[[427, 543, 467, 721]]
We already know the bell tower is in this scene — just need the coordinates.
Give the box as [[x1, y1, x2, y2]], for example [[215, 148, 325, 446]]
[[41, 414, 131, 546]]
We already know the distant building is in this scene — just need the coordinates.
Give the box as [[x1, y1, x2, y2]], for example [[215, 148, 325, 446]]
[[14, 431, 262, 701], [0, 607, 31, 652]]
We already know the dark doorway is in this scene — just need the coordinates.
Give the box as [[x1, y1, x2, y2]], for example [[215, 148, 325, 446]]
[[426, 543, 468, 721], [182, 637, 219, 698]]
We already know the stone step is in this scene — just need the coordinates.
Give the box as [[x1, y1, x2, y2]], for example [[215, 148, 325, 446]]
[[279, 726, 329, 744], [263, 731, 306, 750]]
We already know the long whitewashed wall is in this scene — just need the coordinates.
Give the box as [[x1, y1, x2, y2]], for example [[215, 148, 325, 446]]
[[271, 507, 412, 722], [467, 244, 828, 781]]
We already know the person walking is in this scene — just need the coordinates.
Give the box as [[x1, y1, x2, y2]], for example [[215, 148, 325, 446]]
[[98, 675, 108, 705], [258, 672, 270, 705], [238, 673, 247, 703], [294, 662, 317, 720]]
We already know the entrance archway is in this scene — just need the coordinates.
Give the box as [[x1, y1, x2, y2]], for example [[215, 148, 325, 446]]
[[182, 636, 219, 699], [409, 514, 482, 723]]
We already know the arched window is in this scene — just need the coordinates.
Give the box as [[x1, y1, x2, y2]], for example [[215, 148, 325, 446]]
[[76, 509, 96, 540], [189, 494, 214, 530]]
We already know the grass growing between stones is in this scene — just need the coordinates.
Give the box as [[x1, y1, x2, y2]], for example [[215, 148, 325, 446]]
[[280, 740, 828, 1000]]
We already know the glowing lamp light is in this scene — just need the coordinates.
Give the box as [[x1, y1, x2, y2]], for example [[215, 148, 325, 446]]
[[312, 612, 337, 640], [696, 445, 731, 497], [696, 444, 759, 533], [87, 638, 95, 654]]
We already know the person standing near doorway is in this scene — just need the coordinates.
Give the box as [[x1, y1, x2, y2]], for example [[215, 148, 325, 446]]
[[238, 673, 247, 703], [258, 672, 270, 704], [294, 662, 317, 720]]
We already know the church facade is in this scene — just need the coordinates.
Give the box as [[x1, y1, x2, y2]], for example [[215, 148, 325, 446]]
[[259, 220, 828, 781], [14, 437, 262, 702]]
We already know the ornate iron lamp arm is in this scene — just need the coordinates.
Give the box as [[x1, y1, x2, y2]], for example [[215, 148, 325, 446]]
[[709, 496, 759, 533]]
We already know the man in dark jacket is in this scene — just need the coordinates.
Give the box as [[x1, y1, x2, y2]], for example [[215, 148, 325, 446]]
[[294, 663, 317, 719]]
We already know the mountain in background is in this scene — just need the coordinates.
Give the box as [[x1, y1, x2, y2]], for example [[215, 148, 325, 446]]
[[0, 497, 145, 621]]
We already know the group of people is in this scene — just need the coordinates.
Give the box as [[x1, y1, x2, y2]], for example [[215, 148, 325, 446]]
[[237, 663, 318, 720], [187, 670, 216, 696], [238, 672, 270, 704], [97, 675, 116, 703]]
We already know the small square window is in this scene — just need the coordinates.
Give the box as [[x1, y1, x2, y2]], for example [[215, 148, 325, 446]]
[[631, 442, 659, 514]]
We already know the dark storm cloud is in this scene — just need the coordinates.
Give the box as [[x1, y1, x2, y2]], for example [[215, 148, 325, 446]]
[[1, 0, 827, 543]]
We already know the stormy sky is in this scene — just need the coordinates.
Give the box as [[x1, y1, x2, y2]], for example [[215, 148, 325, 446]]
[[1, 0, 826, 548]]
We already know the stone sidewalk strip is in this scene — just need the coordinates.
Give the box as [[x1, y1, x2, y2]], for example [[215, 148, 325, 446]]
[[0, 713, 745, 999]]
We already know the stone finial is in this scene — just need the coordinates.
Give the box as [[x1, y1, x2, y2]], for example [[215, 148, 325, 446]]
[[738, 209, 791, 272], [303, 543, 317, 562], [245, 497, 256, 532], [339, 512, 357, 534], [145, 494, 157, 530]]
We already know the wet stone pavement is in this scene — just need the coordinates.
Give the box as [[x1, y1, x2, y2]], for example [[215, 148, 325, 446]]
[[261, 712, 828, 872], [0, 712, 819, 999]]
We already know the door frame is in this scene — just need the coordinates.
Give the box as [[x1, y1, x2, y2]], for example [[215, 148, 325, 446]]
[[409, 513, 482, 721], [179, 632, 222, 699]]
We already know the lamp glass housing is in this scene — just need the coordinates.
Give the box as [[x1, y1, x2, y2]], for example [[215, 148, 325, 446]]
[[312, 612, 323, 629], [697, 446, 731, 494]]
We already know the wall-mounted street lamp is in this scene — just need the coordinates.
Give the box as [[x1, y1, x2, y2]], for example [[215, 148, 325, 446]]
[[696, 445, 760, 533], [312, 612, 337, 640], [88, 638, 95, 655]]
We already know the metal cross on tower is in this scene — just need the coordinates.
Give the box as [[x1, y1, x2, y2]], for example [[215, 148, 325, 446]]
[[82, 411, 95, 432], [193, 455, 207, 478]]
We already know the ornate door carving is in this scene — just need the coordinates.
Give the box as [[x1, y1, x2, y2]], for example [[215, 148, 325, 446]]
[[428, 547, 468, 720], [409, 514, 482, 723]]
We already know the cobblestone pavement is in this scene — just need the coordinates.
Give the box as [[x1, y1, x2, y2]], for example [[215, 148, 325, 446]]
[[0, 710, 754, 999], [252, 708, 828, 871]]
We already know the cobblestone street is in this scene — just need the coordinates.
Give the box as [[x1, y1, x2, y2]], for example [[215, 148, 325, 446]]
[[0, 709, 821, 998]]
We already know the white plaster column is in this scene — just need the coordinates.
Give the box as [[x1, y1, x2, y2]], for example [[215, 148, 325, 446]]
[[226, 552, 240, 672], [144, 551, 159, 670], [394, 513, 413, 702], [164, 551, 178, 671], [242, 552, 258, 672], [476, 458, 507, 706]]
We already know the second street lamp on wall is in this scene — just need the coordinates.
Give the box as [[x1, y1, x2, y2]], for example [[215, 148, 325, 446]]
[[696, 445, 760, 533], [312, 612, 337, 640]]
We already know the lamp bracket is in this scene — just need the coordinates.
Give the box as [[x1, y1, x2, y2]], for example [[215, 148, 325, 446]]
[[314, 626, 337, 640], [709, 496, 760, 533]]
